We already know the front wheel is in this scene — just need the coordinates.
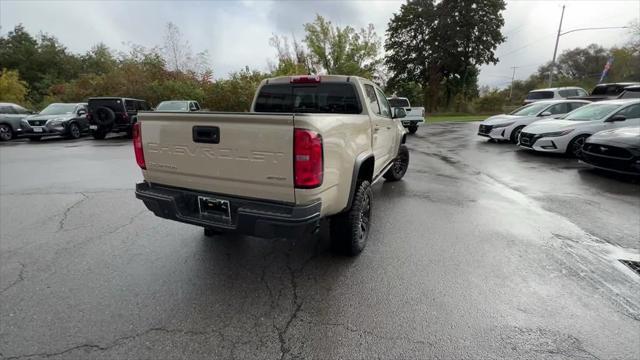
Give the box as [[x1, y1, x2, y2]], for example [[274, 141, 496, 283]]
[[0, 124, 13, 141], [67, 123, 81, 139], [408, 125, 418, 134], [510, 126, 525, 144], [567, 134, 589, 158], [383, 145, 409, 181], [330, 180, 372, 256]]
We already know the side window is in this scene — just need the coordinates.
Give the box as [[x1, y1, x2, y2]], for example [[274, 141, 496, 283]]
[[547, 103, 568, 115], [577, 89, 588, 96], [364, 85, 381, 115], [14, 106, 30, 114], [0, 106, 16, 114], [189, 102, 197, 111], [616, 104, 640, 119], [125, 100, 136, 112], [558, 90, 570, 97], [193, 102, 200, 111], [375, 88, 392, 118]]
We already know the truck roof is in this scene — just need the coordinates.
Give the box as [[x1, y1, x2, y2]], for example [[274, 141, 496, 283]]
[[263, 75, 370, 85]]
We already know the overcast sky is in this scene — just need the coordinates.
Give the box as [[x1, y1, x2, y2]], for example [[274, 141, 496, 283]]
[[2, 0, 638, 88]]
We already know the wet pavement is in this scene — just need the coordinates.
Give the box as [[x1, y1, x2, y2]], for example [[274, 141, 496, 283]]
[[1, 124, 639, 359]]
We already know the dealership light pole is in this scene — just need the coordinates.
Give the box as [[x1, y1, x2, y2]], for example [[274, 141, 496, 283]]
[[547, 5, 630, 87]]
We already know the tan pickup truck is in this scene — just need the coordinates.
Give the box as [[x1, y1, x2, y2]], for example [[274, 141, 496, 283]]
[[134, 75, 410, 255]]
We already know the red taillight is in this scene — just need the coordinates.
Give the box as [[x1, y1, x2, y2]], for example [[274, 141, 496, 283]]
[[294, 128, 323, 188], [290, 75, 321, 84], [132, 122, 146, 169]]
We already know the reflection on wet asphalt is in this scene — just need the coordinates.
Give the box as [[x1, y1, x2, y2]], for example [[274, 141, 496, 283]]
[[1, 125, 638, 359]]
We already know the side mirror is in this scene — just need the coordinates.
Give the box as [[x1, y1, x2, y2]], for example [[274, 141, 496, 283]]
[[77, 109, 87, 116], [606, 114, 626, 122], [539, 111, 552, 117], [393, 107, 407, 119]]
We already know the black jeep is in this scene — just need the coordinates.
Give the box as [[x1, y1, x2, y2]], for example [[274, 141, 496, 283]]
[[87, 97, 151, 139]]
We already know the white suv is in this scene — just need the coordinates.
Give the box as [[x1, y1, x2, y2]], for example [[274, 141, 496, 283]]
[[524, 87, 588, 105]]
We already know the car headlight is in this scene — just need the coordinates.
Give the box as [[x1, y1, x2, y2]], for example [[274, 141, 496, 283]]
[[538, 129, 574, 137], [492, 121, 515, 128], [47, 118, 65, 126]]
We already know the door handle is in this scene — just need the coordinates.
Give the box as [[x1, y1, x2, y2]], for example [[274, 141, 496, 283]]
[[374, 126, 381, 133]]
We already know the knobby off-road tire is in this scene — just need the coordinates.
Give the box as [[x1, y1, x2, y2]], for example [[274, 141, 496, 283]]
[[204, 227, 224, 237], [330, 180, 372, 256], [383, 144, 409, 181]]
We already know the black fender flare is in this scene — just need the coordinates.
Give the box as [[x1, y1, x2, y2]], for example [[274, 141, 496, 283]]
[[344, 152, 374, 212]]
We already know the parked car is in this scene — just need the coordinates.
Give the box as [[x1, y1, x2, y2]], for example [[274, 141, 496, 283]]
[[580, 126, 640, 175], [87, 97, 151, 139], [518, 99, 640, 157], [618, 85, 640, 99], [478, 100, 589, 143], [523, 87, 588, 105], [387, 96, 424, 134], [21, 103, 89, 141], [135, 75, 409, 256], [569, 82, 640, 102], [155, 100, 201, 112], [0, 102, 34, 141]]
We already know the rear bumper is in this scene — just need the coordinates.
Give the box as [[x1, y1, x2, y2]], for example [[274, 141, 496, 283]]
[[135, 182, 322, 238]]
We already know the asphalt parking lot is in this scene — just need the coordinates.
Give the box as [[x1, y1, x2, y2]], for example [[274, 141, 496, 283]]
[[1, 123, 639, 359]]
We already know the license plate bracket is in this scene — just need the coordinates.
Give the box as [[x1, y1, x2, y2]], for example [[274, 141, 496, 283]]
[[198, 196, 231, 221], [33, 127, 43, 133]]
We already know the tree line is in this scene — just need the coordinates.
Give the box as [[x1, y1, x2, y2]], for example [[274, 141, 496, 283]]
[[1, 0, 638, 114]]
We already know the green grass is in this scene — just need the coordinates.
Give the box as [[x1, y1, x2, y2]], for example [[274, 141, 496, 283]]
[[426, 114, 488, 123]]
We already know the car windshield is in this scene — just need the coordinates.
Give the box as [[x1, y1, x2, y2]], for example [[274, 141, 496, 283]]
[[157, 101, 189, 111], [526, 91, 553, 100], [39, 103, 77, 115], [619, 90, 640, 99], [388, 98, 410, 108], [562, 103, 621, 121], [509, 103, 549, 116]]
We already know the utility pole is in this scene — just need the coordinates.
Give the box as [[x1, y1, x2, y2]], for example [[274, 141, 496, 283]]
[[509, 66, 519, 100], [548, 5, 565, 87]]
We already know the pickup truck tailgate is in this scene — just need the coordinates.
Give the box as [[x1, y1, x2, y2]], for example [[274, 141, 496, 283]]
[[139, 112, 295, 203]]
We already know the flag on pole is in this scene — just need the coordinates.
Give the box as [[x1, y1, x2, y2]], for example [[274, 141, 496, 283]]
[[599, 57, 613, 83]]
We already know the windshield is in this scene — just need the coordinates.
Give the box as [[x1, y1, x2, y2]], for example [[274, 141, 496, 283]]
[[39, 103, 77, 115], [620, 90, 640, 99], [254, 83, 361, 114], [526, 91, 553, 100], [388, 98, 410, 108], [591, 85, 626, 96], [509, 103, 549, 116], [562, 103, 621, 121], [157, 101, 189, 111]]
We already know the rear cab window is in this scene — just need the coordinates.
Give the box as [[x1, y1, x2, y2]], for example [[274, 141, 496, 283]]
[[254, 82, 361, 114], [526, 91, 554, 100], [388, 98, 410, 108]]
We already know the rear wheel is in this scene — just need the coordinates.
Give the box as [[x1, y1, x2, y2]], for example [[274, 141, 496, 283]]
[[567, 134, 589, 158], [92, 128, 107, 140], [330, 180, 372, 256], [510, 126, 525, 144], [0, 124, 13, 141], [204, 227, 224, 237], [383, 145, 409, 181], [408, 125, 418, 134]]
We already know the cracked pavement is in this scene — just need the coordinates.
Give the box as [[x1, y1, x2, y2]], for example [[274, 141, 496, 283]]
[[1, 127, 639, 359]]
